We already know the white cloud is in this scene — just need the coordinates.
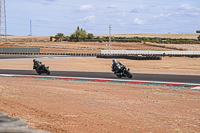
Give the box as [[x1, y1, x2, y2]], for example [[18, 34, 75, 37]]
[[110, 11, 126, 17], [178, 4, 200, 11], [154, 4, 200, 19], [108, 4, 118, 9], [79, 4, 95, 11], [188, 12, 200, 16], [179, 4, 193, 10], [80, 16, 96, 23], [176, 4, 200, 17], [134, 18, 145, 25], [174, 4, 200, 13], [131, 5, 146, 13], [106, 5, 126, 17], [154, 13, 171, 18]]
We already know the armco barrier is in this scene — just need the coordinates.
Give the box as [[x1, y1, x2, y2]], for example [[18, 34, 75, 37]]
[[96, 54, 162, 60], [0, 112, 51, 133]]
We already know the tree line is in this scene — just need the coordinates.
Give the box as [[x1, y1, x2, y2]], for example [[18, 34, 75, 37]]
[[50, 27, 200, 44]]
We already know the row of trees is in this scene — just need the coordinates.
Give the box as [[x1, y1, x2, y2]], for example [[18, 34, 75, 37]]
[[51, 27, 200, 44], [69, 27, 94, 42], [50, 27, 94, 42], [104, 36, 200, 44]]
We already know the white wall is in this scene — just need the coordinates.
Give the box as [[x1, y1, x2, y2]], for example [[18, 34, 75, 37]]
[[101, 50, 200, 55]]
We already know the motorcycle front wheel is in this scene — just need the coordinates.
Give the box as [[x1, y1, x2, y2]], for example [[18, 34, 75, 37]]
[[117, 75, 122, 78], [127, 74, 132, 78]]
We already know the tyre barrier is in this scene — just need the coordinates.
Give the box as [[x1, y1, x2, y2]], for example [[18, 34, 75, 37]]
[[0, 112, 51, 133], [162, 54, 200, 58], [96, 54, 162, 60], [1, 53, 199, 58]]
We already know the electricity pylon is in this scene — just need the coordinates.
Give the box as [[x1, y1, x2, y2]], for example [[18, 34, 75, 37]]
[[109, 25, 111, 54], [0, 0, 7, 41]]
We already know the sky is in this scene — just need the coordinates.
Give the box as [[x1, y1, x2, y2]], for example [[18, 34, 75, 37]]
[[5, 0, 200, 35]]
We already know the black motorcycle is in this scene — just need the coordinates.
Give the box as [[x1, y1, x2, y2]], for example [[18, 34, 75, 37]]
[[112, 60, 132, 78], [33, 59, 50, 75]]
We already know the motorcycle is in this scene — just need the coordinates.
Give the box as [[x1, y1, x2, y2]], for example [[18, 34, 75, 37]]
[[33, 59, 50, 75], [112, 60, 132, 78]]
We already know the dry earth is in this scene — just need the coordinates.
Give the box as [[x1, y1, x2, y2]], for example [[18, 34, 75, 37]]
[[0, 77, 200, 133], [0, 41, 186, 54], [5, 33, 200, 41], [1, 33, 200, 53], [145, 42, 200, 51]]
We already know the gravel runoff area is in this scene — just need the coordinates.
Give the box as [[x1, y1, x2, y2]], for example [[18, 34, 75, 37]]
[[0, 56, 200, 133], [0, 77, 200, 133]]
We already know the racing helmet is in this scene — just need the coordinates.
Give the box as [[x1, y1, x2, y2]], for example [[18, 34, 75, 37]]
[[112, 59, 116, 63]]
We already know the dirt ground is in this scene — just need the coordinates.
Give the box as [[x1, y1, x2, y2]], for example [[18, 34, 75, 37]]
[[146, 42, 200, 51], [1, 33, 200, 53], [0, 56, 200, 75], [0, 41, 184, 54], [5, 33, 200, 41], [0, 77, 200, 133]]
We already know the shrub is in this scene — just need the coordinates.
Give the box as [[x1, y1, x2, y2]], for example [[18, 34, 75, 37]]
[[196, 30, 200, 33], [50, 36, 54, 41], [198, 35, 200, 41], [87, 33, 94, 39], [69, 27, 87, 42], [65, 36, 69, 41], [99, 39, 103, 43]]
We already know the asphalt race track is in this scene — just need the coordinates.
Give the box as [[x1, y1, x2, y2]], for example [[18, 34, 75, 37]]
[[0, 69, 199, 85]]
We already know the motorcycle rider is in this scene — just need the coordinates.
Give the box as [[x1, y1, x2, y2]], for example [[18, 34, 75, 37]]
[[111, 59, 132, 78], [33, 59, 42, 69], [33, 59, 50, 75], [112, 59, 125, 74]]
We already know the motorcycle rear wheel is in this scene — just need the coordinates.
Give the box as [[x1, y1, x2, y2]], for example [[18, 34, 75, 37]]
[[46, 70, 50, 75], [46, 72, 50, 75], [117, 75, 122, 78]]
